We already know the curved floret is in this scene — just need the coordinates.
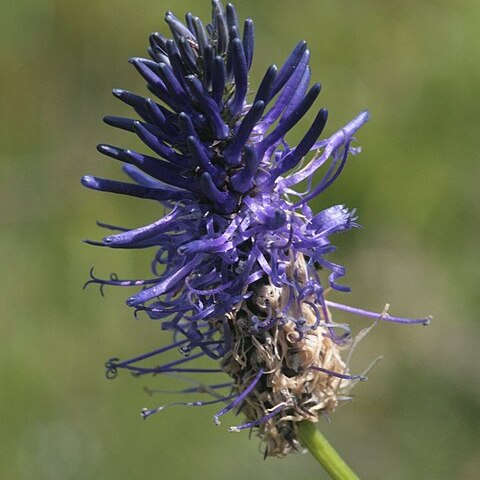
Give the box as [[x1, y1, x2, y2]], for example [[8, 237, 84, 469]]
[[83, 1, 431, 457]]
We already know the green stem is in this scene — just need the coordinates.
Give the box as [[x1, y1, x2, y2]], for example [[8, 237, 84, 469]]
[[297, 421, 361, 480]]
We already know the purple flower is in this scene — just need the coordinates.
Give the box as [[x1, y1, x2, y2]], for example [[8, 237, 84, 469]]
[[83, 1, 430, 457]]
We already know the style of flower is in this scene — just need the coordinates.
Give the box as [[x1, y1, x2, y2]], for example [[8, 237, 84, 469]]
[[83, 0, 430, 457]]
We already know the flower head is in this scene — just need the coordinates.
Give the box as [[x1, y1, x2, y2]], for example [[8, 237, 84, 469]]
[[83, 1, 430, 457]]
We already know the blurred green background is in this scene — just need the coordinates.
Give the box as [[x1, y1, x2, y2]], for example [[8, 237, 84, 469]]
[[1, 0, 479, 479]]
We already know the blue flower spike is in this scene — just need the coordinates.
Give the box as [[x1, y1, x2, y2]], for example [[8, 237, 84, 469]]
[[83, 0, 431, 467]]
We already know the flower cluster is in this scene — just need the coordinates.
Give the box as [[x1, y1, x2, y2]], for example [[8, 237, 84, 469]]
[[83, 1, 430, 457]]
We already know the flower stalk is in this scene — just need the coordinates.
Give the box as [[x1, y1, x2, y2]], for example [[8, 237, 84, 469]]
[[298, 421, 360, 480]]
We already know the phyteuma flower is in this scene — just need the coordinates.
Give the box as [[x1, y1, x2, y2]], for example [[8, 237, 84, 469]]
[[82, 0, 431, 458]]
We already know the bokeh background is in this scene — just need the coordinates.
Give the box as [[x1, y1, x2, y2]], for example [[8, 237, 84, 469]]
[[2, 0, 479, 479]]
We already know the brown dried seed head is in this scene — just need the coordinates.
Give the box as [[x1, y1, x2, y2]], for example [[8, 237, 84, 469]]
[[221, 253, 351, 457]]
